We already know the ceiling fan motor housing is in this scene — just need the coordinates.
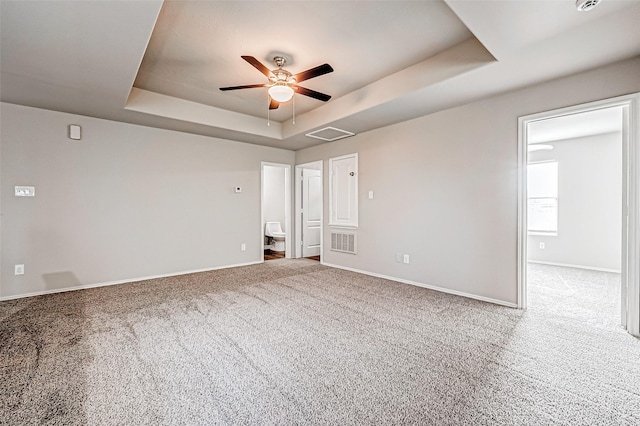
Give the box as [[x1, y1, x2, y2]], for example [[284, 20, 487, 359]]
[[270, 57, 296, 85]]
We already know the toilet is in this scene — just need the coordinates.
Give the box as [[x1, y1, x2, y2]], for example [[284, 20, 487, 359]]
[[265, 222, 286, 252]]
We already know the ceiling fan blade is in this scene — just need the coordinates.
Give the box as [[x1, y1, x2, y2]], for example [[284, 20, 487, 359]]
[[294, 86, 331, 102], [269, 98, 280, 110], [219, 83, 267, 91], [241, 55, 273, 79], [293, 63, 334, 83]]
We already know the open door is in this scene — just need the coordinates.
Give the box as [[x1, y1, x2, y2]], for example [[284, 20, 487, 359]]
[[517, 93, 640, 338]]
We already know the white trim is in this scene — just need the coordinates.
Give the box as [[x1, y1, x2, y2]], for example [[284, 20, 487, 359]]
[[321, 262, 517, 308], [527, 260, 621, 274], [517, 111, 528, 310], [626, 94, 640, 337], [261, 162, 292, 259], [0, 261, 263, 302], [517, 93, 640, 338]]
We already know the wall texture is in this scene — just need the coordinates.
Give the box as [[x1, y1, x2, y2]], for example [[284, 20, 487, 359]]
[[528, 133, 622, 271], [0, 103, 294, 298], [262, 165, 286, 239], [295, 57, 640, 306]]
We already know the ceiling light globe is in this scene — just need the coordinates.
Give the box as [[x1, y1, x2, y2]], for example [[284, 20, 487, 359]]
[[268, 85, 294, 102]]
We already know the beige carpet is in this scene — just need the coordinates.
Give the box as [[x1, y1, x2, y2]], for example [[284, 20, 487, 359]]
[[1, 259, 639, 425]]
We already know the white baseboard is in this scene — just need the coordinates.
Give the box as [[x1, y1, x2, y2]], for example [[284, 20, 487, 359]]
[[527, 260, 621, 273], [0, 260, 263, 302], [320, 262, 518, 308]]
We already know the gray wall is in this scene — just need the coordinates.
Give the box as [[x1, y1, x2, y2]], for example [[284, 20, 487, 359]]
[[263, 165, 286, 234], [528, 133, 622, 271], [0, 103, 294, 298], [296, 57, 640, 306]]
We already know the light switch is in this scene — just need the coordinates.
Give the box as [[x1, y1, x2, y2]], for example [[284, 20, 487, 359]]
[[69, 125, 81, 140], [15, 186, 35, 197], [368, 190, 374, 199]]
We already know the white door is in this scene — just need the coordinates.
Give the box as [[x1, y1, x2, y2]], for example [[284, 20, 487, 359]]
[[302, 169, 322, 257], [329, 153, 358, 227]]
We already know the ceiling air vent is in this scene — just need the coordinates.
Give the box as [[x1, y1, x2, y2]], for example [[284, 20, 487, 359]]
[[305, 126, 355, 142], [330, 232, 357, 254]]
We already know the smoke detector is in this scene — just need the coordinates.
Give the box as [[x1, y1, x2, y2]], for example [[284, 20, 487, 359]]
[[576, 0, 601, 11]]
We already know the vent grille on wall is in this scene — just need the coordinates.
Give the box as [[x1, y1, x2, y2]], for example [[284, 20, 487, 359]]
[[330, 232, 357, 254]]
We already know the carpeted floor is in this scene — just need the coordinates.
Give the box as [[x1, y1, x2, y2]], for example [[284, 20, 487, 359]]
[[1, 259, 639, 425]]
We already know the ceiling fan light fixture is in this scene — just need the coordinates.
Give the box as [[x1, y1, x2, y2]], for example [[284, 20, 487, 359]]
[[268, 84, 294, 102]]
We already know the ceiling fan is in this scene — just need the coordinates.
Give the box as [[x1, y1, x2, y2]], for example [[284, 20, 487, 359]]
[[219, 56, 333, 110]]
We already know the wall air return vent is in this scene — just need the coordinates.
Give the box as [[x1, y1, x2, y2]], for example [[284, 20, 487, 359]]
[[330, 232, 357, 254], [306, 127, 355, 142]]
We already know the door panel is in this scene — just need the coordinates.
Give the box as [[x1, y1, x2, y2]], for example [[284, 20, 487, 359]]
[[303, 169, 322, 257]]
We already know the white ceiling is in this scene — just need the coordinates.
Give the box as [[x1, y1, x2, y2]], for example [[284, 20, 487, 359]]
[[528, 106, 623, 144], [135, 1, 472, 122], [2, 0, 640, 151]]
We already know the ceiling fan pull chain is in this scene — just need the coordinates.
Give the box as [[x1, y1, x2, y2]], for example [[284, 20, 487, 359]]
[[267, 93, 271, 126]]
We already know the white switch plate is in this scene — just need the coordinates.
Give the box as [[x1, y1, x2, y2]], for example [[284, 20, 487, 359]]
[[69, 124, 81, 140], [403, 254, 410, 264], [368, 190, 374, 199], [539, 242, 545, 249], [241, 243, 246, 251], [15, 186, 35, 197], [395, 253, 402, 263], [15, 264, 24, 275]]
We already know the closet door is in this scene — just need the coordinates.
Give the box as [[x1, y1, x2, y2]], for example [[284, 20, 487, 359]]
[[329, 153, 358, 228]]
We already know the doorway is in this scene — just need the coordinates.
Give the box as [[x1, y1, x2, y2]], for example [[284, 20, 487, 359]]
[[261, 162, 291, 261], [517, 93, 640, 337], [295, 161, 322, 261]]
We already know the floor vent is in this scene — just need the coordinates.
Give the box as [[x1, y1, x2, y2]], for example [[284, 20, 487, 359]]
[[330, 232, 357, 254]]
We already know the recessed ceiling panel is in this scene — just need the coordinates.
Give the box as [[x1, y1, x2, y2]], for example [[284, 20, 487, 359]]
[[134, 0, 472, 122]]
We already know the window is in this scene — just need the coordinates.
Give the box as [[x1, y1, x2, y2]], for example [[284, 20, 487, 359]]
[[528, 161, 558, 235]]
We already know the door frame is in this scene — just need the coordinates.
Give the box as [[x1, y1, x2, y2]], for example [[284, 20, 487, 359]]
[[517, 93, 640, 337], [260, 162, 292, 259], [295, 161, 323, 259]]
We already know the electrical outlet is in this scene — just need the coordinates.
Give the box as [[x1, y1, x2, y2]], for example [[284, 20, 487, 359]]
[[241, 243, 246, 251], [403, 254, 410, 264], [15, 186, 35, 197], [15, 264, 24, 275], [539, 242, 545, 249]]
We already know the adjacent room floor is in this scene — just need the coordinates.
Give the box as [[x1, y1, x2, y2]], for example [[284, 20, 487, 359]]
[[527, 262, 621, 329], [263, 249, 285, 261]]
